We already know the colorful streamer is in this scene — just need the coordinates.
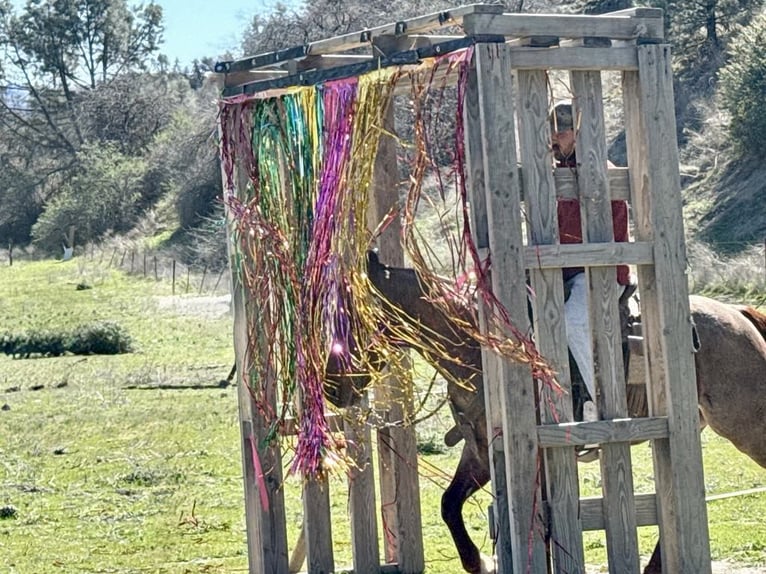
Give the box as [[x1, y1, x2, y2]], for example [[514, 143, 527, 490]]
[[218, 47, 557, 479]]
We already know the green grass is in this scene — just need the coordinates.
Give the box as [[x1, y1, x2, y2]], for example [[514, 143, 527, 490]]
[[1, 258, 765, 573]]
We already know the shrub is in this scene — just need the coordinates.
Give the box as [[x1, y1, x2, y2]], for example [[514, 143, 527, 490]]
[[66, 321, 134, 355], [1, 322, 133, 358], [31, 144, 145, 254], [719, 13, 766, 157]]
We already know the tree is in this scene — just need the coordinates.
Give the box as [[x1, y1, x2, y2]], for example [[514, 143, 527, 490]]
[[652, 0, 765, 93], [719, 12, 766, 158], [30, 143, 145, 251], [0, 0, 165, 247]]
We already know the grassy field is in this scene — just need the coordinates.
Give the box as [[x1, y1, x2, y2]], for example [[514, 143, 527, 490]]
[[1, 257, 765, 573]]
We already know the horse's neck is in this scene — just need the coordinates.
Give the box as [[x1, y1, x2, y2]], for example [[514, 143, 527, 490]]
[[369, 267, 478, 352]]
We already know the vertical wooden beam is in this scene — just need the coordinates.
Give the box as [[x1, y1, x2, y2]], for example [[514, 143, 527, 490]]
[[222, 145, 289, 574], [370, 35, 425, 574], [571, 69, 639, 573], [302, 476, 334, 573], [462, 47, 512, 574], [473, 42, 548, 574], [516, 68, 585, 574], [344, 398, 381, 573], [622, 44, 711, 574]]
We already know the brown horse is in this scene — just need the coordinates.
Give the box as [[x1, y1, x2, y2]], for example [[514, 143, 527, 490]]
[[328, 252, 766, 574]]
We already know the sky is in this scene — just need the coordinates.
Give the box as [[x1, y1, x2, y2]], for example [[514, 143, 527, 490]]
[[10, 0, 302, 69], [158, 0, 298, 67]]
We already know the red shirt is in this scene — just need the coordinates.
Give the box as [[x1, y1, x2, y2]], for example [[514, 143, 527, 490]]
[[558, 198, 630, 285]]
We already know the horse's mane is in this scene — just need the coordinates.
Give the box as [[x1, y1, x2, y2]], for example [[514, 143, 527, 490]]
[[739, 306, 766, 342]]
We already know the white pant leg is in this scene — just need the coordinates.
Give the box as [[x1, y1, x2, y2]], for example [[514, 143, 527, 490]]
[[564, 273, 595, 403]]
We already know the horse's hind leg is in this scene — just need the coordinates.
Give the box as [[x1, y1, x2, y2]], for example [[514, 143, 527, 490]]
[[643, 542, 661, 574], [442, 445, 492, 574]]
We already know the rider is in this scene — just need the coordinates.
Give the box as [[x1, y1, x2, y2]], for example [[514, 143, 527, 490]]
[[550, 101, 633, 422]]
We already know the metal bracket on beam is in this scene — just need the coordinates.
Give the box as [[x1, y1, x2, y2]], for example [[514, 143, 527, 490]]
[[395, 21, 407, 35], [360, 30, 372, 43]]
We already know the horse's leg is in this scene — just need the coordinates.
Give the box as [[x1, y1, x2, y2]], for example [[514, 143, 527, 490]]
[[442, 445, 492, 574], [643, 542, 661, 574]]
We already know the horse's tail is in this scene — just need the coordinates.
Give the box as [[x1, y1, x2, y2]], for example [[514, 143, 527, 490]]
[[738, 306, 766, 342]]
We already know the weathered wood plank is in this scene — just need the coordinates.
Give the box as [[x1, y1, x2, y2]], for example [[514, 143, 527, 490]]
[[302, 476, 334, 573], [517, 68, 585, 574], [524, 240, 653, 270], [462, 13, 664, 41], [580, 493, 659, 531], [474, 42, 548, 573], [571, 69, 639, 573], [623, 45, 711, 574], [223, 144, 289, 574], [509, 46, 639, 71], [462, 46, 512, 574], [344, 398, 381, 574], [537, 416, 669, 447], [369, 44, 424, 571], [554, 166, 631, 200]]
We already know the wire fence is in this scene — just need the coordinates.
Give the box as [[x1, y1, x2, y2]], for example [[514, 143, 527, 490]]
[[1, 242, 232, 297]]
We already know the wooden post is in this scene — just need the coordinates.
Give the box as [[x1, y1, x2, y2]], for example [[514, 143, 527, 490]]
[[154, 256, 158, 281], [172, 260, 176, 295], [199, 265, 208, 295], [222, 139, 290, 574], [472, 42, 548, 573], [8, 242, 12, 266], [623, 44, 711, 574], [368, 35, 425, 574], [571, 69, 639, 572], [462, 47, 514, 574], [516, 68, 585, 573], [345, 398, 381, 573]]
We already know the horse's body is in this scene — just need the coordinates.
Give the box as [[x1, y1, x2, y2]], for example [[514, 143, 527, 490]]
[[329, 252, 766, 574]]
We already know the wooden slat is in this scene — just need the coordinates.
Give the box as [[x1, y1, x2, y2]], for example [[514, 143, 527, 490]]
[[572, 69, 640, 573], [344, 399, 381, 574], [368, 60, 424, 572], [623, 45, 712, 574], [580, 493, 658, 531], [524, 240, 653, 270], [302, 476, 334, 573], [510, 46, 639, 71], [462, 13, 664, 41], [554, 166, 631, 200], [224, 69, 290, 88], [462, 46, 513, 573], [517, 68, 585, 574], [537, 416, 669, 447], [474, 42, 548, 573], [223, 142, 289, 574]]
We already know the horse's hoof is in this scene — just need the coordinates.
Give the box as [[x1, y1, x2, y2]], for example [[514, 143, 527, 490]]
[[479, 554, 496, 574]]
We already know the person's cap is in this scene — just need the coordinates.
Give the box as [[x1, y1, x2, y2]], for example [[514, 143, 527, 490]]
[[550, 101, 574, 133]]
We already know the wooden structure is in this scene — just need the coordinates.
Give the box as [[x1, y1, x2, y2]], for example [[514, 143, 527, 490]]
[[217, 4, 711, 574]]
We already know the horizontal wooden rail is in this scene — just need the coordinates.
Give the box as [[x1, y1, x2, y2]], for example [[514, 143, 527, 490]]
[[462, 11, 664, 40], [578, 492, 658, 531], [524, 241, 654, 270], [537, 416, 669, 448]]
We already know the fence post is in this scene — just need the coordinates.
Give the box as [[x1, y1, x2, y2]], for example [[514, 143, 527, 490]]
[[172, 260, 176, 295], [199, 265, 208, 295], [154, 256, 158, 280], [8, 242, 12, 266]]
